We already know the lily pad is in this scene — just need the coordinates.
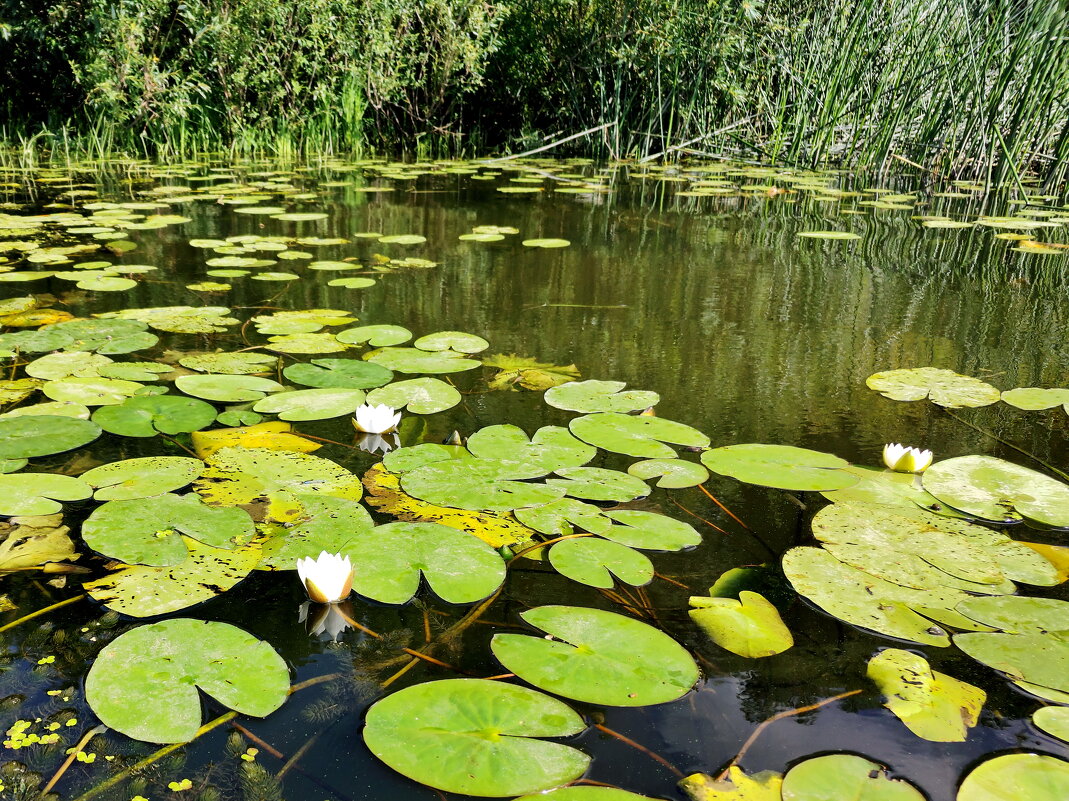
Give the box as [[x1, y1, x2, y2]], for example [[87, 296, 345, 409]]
[[365, 377, 461, 414], [266, 332, 348, 354], [467, 425, 595, 472], [0, 473, 92, 516], [546, 466, 650, 502], [796, 231, 861, 240], [179, 351, 278, 374], [517, 790, 655, 801], [25, 352, 113, 380], [627, 458, 709, 488], [545, 380, 659, 413], [821, 465, 957, 514], [867, 367, 1001, 408], [678, 767, 783, 801], [0, 415, 101, 458], [336, 325, 412, 347], [700, 444, 855, 491], [599, 509, 702, 550], [867, 648, 985, 741], [923, 455, 1069, 526], [491, 606, 699, 706], [365, 346, 481, 374], [42, 376, 144, 406], [253, 388, 367, 421], [956, 754, 1069, 801], [1002, 387, 1069, 413], [175, 374, 284, 403], [688, 590, 793, 658], [83, 492, 254, 565], [781, 754, 924, 801], [80, 456, 203, 500], [548, 537, 653, 588], [283, 358, 393, 389], [570, 412, 709, 458], [413, 331, 490, 354], [363, 678, 589, 797], [85, 619, 289, 743], [514, 498, 612, 536], [1034, 707, 1069, 742], [92, 394, 218, 437], [0, 513, 78, 572], [258, 496, 375, 569], [402, 459, 567, 513], [191, 422, 319, 459], [522, 238, 570, 248]]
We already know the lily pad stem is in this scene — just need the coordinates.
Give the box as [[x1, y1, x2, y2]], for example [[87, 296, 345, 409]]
[[39, 724, 107, 797], [593, 723, 683, 777], [0, 594, 84, 634]]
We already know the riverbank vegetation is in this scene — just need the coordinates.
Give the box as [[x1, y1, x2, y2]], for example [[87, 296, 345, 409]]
[[3, 0, 1068, 182]]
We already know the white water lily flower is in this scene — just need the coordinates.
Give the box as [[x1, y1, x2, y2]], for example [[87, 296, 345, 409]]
[[296, 551, 353, 604], [882, 443, 933, 473], [356, 432, 400, 455], [352, 403, 402, 434]]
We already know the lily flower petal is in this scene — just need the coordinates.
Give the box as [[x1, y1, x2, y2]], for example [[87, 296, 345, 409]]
[[296, 551, 353, 604], [353, 403, 402, 434], [882, 443, 933, 473]]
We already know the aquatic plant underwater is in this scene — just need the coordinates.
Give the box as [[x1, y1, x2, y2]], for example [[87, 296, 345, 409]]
[[0, 157, 1066, 801]]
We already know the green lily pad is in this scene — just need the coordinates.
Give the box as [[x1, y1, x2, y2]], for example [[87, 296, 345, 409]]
[[25, 352, 113, 380], [365, 346, 481, 374], [522, 238, 570, 248], [0, 415, 101, 458], [266, 332, 348, 354], [544, 380, 659, 413], [599, 509, 702, 550], [329, 277, 377, 289], [1002, 387, 1069, 413], [923, 455, 1069, 526], [346, 521, 505, 603], [548, 537, 653, 588], [402, 459, 567, 513], [84, 534, 262, 617], [546, 466, 650, 502], [467, 425, 595, 472], [700, 444, 855, 491], [570, 412, 709, 458], [627, 458, 709, 488], [42, 376, 145, 406], [272, 212, 328, 221], [688, 590, 793, 658], [98, 361, 172, 382], [0, 401, 90, 420], [97, 306, 237, 334], [283, 358, 393, 389], [175, 374, 284, 402], [821, 465, 959, 515], [867, 367, 1001, 408], [80, 456, 203, 501], [253, 388, 366, 421], [258, 496, 375, 569], [491, 606, 699, 706], [378, 234, 426, 245], [956, 754, 1069, 801], [0, 473, 92, 516], [867, 648, 985, 741], [92, 395, 218, 437], [336, 325, 412, 347], [85, 619, 289, 743], [195, 447, 363, 508], [413, 331, 490, 354], [796, 231, 861, 240], [83, 492, 254, 565], [252, 310, 354, 334], [1034, 707, 1069, 742], [781, 754, 924, 801], [513, 498, 612, 536], [179, 352, 278, 374], [365, 377, 461, 414], [955, 596, 1069, 637], [363, 678, 589, 797]]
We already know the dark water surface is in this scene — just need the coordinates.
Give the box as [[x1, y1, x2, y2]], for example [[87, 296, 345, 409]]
[[2, 159, 1068, 801]]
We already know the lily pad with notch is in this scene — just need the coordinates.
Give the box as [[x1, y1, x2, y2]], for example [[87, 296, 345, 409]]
[[92, 394, 218, 437], [628, 458, 709, 488], [175, 374, 285, 403], [283, 358, 393, 389], [365, 377, 461, 414], [0, 473, 92, 516], [548, 537, 653, 588], [688, 590, 793, 658], [866, 367, 1001, 408], [570, 412, 709, 458], [413, 331, 489, 354], [364, 346, 481, 374], [336, 325, 412, 347], [80, 456, 203, 501], [253, 388, 367, 421], [598, 509, 702, 551], [701, 444, 856, 491], [544, 380, 659, 414], [781, 754, 925, 801], [0, 415, 101, 459]]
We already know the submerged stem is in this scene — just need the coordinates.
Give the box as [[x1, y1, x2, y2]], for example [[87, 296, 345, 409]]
[[0, 594, 84, 634]]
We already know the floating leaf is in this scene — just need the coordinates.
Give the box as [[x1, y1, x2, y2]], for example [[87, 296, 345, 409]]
[[329, 277, 376, 289], [266, 332, 348, 354], [867, 367, 1001, 408], [336, 325, 412, 347], [176, 374, 284, 402], [365, 346, 481, 374], [363, 679, 589, 797], [688, 590, 793, 658], [179, 352, 278, 374], [522, 238, 570, 248], [413, 331, 489, 354], [365, 377, 461, 414], [467, 424, 595, 472], [956, 754, 1069, 801], [781, 754, 924, 801], [42, 376, 144, 406], [821, 465, 957, 514], [258, 496, 375, 569], [377, 234, 426, 245], [599, 509, 702, 550], [483, 354, 581, 391], [92, 394, 218, 437], [546, 466, 649, 502], [83, 492, 254, 565], [97, 306, 237, 334], [545, 380, 659, 413], [867, 648, 984, 741], [796, 230, 861, 240], [549, 537, 653, 588], [923, 455, 1069, 526], [191, 421, 320, 459], [628, 458, 709, 488], [679, 767, 783, 801], [0, 513, 77, 573], [491, 606, 698, 706], [0, 415, 101, 458], [85, 619, 288, 743], [514, 498, 612, 536], [283, 358, 393, 389], [1002, 387, 1069, 413], [84, 535, 262, 617], [80, 456, 203, 500], [403, 459, 566, 513], [0, 473, 92, 516], [25, 353, 112, 380], [570, 412, 709, 458], [98, 361, 172, 382], [700, 444, 855, 491], [1034, 707, 1069, 742], [253, 388, 366, 421]]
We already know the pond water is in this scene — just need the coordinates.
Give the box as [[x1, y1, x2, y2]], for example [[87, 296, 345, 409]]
[[1, 158, 1068, 801]]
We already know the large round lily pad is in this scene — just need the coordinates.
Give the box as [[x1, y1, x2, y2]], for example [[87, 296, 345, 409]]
[[546, 466, 650, 502], [80, 456, 203, 500], [86, 619, 289, 743], [701, 444, 855, 491], [364, 346, 481, 374], [544, 380, 659, 413], [570, 412, 709, 458], [923, 455, 1069, 526], [0, 415, 101, 458], [253, 388, 367, 421], [599, 510, 702, 551], [866, 367, 1001, 408], [627, 458, 709, 488], [549, 537, 653, 588], [195, 447, 363, 508], [413, 331, 489, 354], [782, 754, 925, 801], [283, 358, 393, 389], [467, 425, 595, 473], [0, 473, 92, 516], [491, 606, 698, 706], [957, 754, 1069, 801], [365, 377, 461, 414], [92, 394, 217, 437], [363, 678, 589, 797], [336, 325, 412, 347], [175, 374, 284, 402]]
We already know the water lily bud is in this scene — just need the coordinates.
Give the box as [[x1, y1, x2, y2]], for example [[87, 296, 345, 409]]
[[352, 403, 402, 434], [882, 443, 933, 473], [295, 551, 353, 604]]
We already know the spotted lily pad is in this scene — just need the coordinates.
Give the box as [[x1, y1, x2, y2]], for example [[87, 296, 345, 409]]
[[336, 325, 412, 347], [365, 346, 481, 374], [0, 473, 92, 516], [85, 619, 289, 743], [956, 754, 1069, 801], [253, 388, 367, 421], [179, 351, 278, 374], [688, 590, 793, 658], [175, 374, 284, 402], [80, 456, 203, 500], [781, 754, 924, 801], [363, 678, 589, 797], [923, 455, 1069, 526], [545, 380, 659, 413], [258, 496, 375, 569], [867, 648, 985, 742], [548, 537, 653, 588], [283, 358, 393, 389], [0, 415, 101, 458], [491, 606, 699, 706], [92, 394, 218, 437], [570, 412, 709, 458], [821, 465, 957, 514], [701, 444, 855, 491], [867, 367, 1001, 408]]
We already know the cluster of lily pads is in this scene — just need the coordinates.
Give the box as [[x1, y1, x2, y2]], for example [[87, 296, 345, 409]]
[[0, 160, 1067, 801]]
